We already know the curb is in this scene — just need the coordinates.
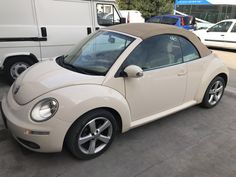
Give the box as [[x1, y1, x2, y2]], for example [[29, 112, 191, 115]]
[[225, 86, 236, 98]]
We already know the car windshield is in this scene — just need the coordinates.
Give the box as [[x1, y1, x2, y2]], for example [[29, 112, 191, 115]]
[[63, 31, 134, 76]]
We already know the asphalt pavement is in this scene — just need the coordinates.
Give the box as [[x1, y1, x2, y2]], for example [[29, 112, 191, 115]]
[[229, 68, 236, 88], [0, 50, 236, 177], [0, 92, 236, 177]]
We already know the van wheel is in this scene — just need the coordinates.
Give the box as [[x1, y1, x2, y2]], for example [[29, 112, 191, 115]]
[[66, 109, 117, 160], [4, 57, 34, 84], [201, 76, 225, 108]]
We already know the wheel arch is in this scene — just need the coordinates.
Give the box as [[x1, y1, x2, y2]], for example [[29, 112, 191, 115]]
[[195, 70, 229, 103], [217, 73, 228, 85], [63, 106, 126, 148], [64, 106, 122, 135], [47, 85, 132, 147], [3, 53, 39, 68]]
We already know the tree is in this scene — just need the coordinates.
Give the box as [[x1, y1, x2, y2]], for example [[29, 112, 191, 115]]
[[117, 0, 175, 19], [117, 0, 139, 10]]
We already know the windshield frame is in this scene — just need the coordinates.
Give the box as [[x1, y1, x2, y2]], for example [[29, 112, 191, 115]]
[[62, 30, 135, 76]]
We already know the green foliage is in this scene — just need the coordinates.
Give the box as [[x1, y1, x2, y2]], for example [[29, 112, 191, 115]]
[[117, 0, 175, 19]]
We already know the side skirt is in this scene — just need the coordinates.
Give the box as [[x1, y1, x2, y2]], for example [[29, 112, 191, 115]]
[[130, 100, 197, 129]]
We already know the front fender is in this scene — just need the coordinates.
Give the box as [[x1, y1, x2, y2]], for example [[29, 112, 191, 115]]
[[195, 57, 229, 103], [47, 85, 132, 133]]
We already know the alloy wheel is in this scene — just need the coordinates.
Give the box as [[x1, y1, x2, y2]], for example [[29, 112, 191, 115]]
[[208, 80, 224, 106], [78, 117, 113, 155]]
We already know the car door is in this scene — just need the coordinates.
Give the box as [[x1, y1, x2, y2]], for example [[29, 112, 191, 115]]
[[224, 22, 236, 49], [122, 35, 187, 121], [178, 36, 204, 102], [204, 21, 233, 48]]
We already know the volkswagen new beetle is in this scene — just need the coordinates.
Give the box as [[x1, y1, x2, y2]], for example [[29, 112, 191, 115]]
[[0, 24, 229, 159]]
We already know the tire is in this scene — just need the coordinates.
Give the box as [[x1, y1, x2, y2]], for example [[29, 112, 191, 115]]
[[201, 76, 226, 108], [4, 57, 34, 84], [66, 109, 118, 160]]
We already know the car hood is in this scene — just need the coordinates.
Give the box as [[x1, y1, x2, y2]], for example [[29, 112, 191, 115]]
[[13, 59, 105, 105]]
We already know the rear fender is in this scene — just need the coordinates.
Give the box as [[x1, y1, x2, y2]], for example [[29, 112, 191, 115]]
[[195, 58, 229, 103]]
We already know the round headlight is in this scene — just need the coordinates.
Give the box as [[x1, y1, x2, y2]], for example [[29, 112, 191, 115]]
[[31, 98, 59, 122]]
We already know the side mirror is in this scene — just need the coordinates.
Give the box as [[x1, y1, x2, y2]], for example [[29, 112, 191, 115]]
[[124, 65, 143, 78], [120, 17, 126, 24]]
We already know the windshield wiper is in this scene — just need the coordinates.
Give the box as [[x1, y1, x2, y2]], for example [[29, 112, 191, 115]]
[[57, 55, 104, 76], [61, 57, 92, 75], [76, 66, 105, 76]]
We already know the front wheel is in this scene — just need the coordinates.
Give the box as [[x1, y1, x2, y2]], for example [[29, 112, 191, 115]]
[[66, 109, 118, 160], [201, 76, 226, 108]]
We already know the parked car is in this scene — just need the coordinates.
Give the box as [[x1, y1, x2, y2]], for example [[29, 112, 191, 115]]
[[147, 15, 196, 30], [194, 19, 236, 50], [120, 10, 145, 23], [1, 23, 228, 160], [0, 0, 125, 83]]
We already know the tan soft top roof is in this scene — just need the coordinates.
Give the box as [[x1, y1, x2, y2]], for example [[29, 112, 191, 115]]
[[107, 23, 211, 57]]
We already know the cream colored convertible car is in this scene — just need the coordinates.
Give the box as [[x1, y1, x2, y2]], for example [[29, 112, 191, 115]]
[[0, 24, 229, 159]]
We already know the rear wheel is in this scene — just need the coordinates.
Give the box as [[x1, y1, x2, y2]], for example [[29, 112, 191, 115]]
[[201, 76, 225, 108], [66, 109, 117, 160], [4, 57, 34, 84]]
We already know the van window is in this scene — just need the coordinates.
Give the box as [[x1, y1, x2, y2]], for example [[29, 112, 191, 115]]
[[97, 4, 121, 26]]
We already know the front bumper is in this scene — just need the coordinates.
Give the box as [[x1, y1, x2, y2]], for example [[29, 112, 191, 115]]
[[0, 92, 71, 153]]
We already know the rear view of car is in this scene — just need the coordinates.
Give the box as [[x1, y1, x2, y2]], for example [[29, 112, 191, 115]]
[[147, 15, 196, 30]]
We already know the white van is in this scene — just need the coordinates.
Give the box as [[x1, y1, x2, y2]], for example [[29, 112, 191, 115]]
[[0, 0, 125, 82], [120, 10, 145, 23]]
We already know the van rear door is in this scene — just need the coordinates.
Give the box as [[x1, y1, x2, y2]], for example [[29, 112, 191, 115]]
[[34, 0, 94, 60], [0, 0, 41, 64]]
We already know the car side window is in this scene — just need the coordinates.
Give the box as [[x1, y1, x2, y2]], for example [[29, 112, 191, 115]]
[[231, 23, 236, 32], [208, 21, 232, 32], [179, 36, 200, 62], [123, 35, 183, 71], [148, 17, 161, 23]]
